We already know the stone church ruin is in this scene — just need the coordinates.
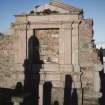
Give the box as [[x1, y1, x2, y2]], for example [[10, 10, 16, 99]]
[[0, 1, 103, 105]]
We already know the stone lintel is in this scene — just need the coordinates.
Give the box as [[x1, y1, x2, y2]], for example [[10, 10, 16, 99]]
[[41, 63, 59, 72], [59, 64, 73, 72], [40, 64, 78, 73]]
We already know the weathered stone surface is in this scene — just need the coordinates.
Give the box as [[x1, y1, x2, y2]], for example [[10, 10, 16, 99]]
[[0, 1, 102, 105], [0, 35, 16, 88], [0, 35, 24, 88], [36, 29, 59, 63], [51, 87, 64, 105]]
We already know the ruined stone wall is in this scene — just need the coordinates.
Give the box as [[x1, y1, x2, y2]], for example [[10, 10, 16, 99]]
[[0, 35, 18, 88], [79, 19, 102, 103], [79, 19, 100, 66]]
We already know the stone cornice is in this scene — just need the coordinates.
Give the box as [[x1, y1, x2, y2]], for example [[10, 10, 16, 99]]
[[13, 20, 82, 30], [15, 13, 81, 17], [14, 20, 81, 26]]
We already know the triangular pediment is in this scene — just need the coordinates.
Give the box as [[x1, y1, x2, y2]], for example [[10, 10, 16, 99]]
[[33, 0, 82, 15]]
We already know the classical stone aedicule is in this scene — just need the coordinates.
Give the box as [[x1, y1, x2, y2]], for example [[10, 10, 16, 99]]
[[0, 0, 102, 105]]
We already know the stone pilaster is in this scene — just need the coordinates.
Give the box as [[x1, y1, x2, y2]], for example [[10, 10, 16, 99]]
[[72, 22, 79, 66], [59, 23, 72, 65], [39, 81, 44, 105]]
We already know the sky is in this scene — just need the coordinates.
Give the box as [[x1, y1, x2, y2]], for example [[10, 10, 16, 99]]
[[0, 0, 105, 43]]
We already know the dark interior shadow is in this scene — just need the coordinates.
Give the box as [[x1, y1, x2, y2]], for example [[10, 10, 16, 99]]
[[43, 82, 52, 105], [0, 82, 24, 105], [64, 75, 73, 105], [54, 100, 59, 105], [99, 69, 105, 105], [97, 47, 103, 64], [97, 48, 105, 105], [72, 88, 78, 105], [0, 87, 13, 105], [15, 82, 23, 94], [23, 29, 43, 105]]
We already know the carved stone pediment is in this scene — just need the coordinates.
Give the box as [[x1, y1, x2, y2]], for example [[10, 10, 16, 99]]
[[32, 0, 82, 15]]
